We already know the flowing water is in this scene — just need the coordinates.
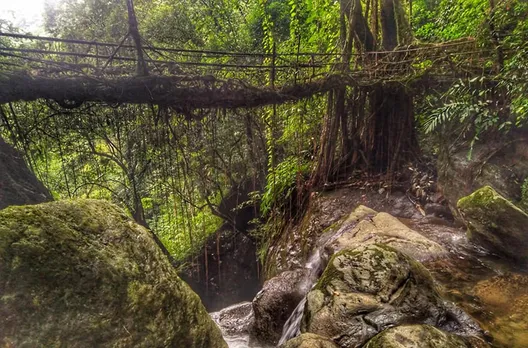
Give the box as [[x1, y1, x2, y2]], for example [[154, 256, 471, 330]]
[[213, 214, 528, 347]]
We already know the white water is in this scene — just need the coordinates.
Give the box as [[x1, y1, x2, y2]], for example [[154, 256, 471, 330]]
[[277, 218, 355, 346], [214, 217, 350, 347], [277, 250, 323, 345]]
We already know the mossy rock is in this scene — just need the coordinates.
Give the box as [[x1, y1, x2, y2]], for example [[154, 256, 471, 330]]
[[279, 333, 339, 348], [0, 199, 226, 347], [457, 186, 528, 262], [363, 325, 469, 348], [302, 245, 481, 348], [327, 206, 446, 262]]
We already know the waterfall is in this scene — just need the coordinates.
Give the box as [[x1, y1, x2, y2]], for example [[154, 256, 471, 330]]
[[277, 250, 322, 345], [277, 217, 357, 346], [277, 297, 307, 345]]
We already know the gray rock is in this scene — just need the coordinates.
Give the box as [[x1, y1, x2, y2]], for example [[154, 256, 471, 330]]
[[457, 186, 528, 262], [363, 325, 470, 348], [302, 245, 481, 347], [280, 333, 339, 348], [0, 200, 226, 347], [0, 136, 52, 210], [211, 301, 254, 337], [251, 269, 309, 345], [438, 139, 528, 219], [327, 206, 447, 262]]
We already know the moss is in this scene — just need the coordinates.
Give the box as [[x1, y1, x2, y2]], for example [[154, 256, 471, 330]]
[[521, 178, 528, 211], [0, 199, 227, 348], [364, 325, 469, 348], [457, 186, 528, 261]]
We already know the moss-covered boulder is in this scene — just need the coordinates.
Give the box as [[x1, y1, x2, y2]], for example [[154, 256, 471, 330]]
[[302, 245, 481, 347], [363, 325, 470, 348], [0, 200, 227, 347], [279, 333, 339, 348], [457, 186, 528, 262], [327, 206, 446, 262], [438, 139, 528, 220]]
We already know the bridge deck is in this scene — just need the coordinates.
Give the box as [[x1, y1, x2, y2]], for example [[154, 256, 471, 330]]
[[0, 32, 493, 108]]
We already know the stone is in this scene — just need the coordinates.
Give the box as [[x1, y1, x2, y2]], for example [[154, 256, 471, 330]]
[[0, 136, 52, 210], [363, 325, 469, 348], [250, 269, 309, 345], [0, 199, 226, 347], [327, 206, 447, 262], [438, 139, 528, 219], [211, 301, 254, 337], [280, 333, 339, 348], [457, 186, 528, 262], [302, 245, 481, 348]]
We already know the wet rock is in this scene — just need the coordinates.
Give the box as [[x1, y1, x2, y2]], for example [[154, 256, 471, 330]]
[[457, 186, 528, 262], [438, 138, 528, 219], [302, 245, 482, 348], [0, 200, 226, 347], [473, 273, 528, 348], [424, 203, 453, 219], [265, 188, 423, 279], [327, 206, 447, 262], [279, 333, 339, 348], [211, 301, 254, 337], [250, 269, 309, 345], [0, 136, 52, 210], [363, 325, 470, 348]]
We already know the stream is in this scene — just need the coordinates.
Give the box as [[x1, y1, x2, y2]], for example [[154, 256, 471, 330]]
[[211, 214, 528, 347]]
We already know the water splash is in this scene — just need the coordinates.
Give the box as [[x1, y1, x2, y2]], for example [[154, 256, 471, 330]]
[[277, 251, 323, 345], [277, 297, 307, 345]]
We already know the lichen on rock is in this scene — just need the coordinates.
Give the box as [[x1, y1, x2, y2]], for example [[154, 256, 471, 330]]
[[301, 245, 482, 347], [327, 206, 446, 262], [279, 333, 339, 348], [363, 325, 470, 348], [457, 186, 528, 262], [0, 199, 226, 347]]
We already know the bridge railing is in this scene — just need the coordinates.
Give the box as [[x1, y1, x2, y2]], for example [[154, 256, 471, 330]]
[[0, 32, 494, 88], [0, 32, 344, 86]]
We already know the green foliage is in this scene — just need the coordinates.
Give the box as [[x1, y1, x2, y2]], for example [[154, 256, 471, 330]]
[[423, 78, 501, 135], [413, 0, 488, 41], [148, 197, 223, 260], [261, 156, 310, 215], [521, 178, 528, 211]]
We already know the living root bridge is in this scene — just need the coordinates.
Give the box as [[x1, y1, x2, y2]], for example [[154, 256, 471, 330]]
[[0, 72, 356, 109]]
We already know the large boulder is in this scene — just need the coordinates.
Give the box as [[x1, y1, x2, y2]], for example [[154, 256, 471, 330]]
[[457, 186, 528, 262], [0, 200, 226, 347], [302, 245, 481, 347], [327, 206, 446, 262], [250, 269, 310, 345], [0, 136, 52, 209], [280, 333, 339, 348], [363, 325, 470, 348], [438, 138, 528, 219]]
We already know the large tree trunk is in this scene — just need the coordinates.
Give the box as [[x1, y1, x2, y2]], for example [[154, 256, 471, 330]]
[[311, 0, 418, 186]]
